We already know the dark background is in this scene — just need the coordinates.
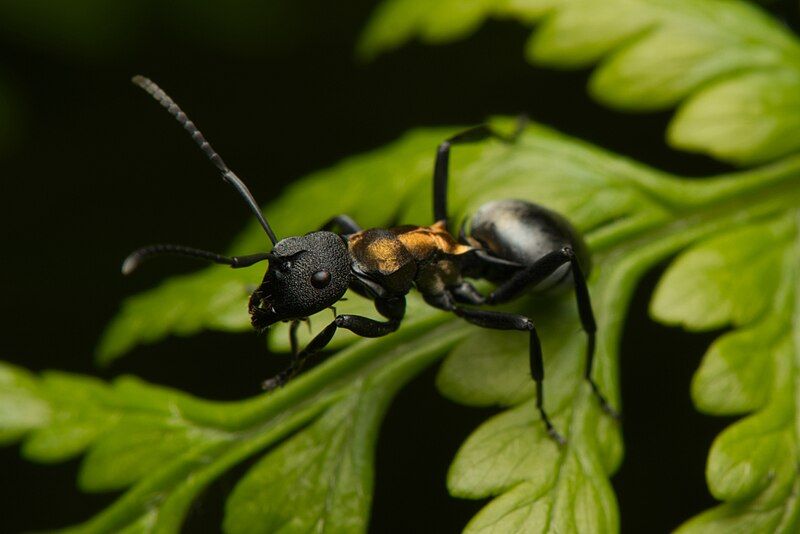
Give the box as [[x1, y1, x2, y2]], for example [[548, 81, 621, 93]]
[[0, 1, 794, 532]]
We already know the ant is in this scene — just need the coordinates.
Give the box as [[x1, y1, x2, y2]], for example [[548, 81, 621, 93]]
[[123, 76, 618, 443]]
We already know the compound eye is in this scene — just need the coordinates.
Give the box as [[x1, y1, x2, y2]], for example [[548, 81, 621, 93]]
[[310, 270, 331, 289]]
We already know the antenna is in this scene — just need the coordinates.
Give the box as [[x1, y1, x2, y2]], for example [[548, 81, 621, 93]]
[[121, 244, 273, 275], [132, 75, 279, 246]]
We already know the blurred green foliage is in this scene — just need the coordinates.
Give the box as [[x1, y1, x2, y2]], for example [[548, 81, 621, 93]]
[[360, 0, 800, 165]]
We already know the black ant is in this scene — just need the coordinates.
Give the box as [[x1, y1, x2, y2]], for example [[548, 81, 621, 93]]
[[123, 76, 618, 443]]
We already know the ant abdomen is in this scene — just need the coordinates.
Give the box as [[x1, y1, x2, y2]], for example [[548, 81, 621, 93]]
[[467, 199, 590, 291]]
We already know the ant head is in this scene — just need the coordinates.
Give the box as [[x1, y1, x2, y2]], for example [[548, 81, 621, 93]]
[[124, 77, 350, 329], [250, 231, 351, 329]]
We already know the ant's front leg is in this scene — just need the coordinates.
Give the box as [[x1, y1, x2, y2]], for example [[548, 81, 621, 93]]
[[425, 290, 565, 445], [262, 297, 406, 390], [320, 214, 362, 234], [288, 318, 312, 357], [260, 319, 308, 391]]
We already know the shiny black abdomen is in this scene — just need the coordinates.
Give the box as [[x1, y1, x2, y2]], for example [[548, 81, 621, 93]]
[[468, 199, 590, 290]]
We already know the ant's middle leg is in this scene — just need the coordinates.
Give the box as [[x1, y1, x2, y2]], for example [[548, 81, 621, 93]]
[[425, 291, 565, 444]]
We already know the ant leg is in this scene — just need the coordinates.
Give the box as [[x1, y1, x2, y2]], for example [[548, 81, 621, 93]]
[[433, 116, 527, 229], [484, 248, 618, 418], [449, 281, 486, 305], [425, 291, 565, 445], [265, 319, 306, 390], [262, 319, 339, 390], [565, 250, 619, 419], [320, 214, 362, 234], [288, 319, 304, 357], [484, 248, 572, 305], [262, 297, 405, 390]]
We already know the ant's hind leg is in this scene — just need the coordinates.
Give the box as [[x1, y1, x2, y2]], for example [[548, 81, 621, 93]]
[[433, 116, 527, 230], [481, 247, 619, 418], [566, 249, 619, 419]]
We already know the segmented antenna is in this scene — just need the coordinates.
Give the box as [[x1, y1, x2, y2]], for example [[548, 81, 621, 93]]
[[121, 244, 272, 275], [132, 75, 279, 245]]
